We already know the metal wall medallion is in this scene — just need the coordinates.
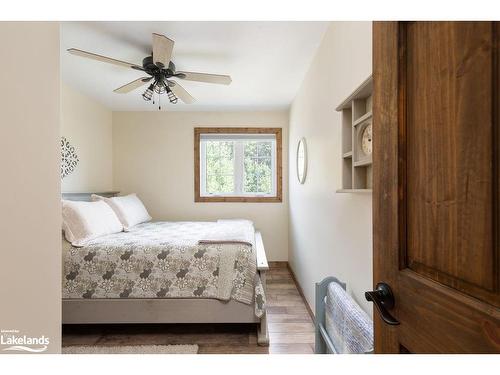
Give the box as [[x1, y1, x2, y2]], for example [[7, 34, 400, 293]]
[[61, 136, 79, 179]]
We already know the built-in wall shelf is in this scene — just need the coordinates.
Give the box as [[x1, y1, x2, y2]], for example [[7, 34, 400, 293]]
[[353, 111, 372, 127], [336, 189, 373, 193], [336, 76, 373, 192], [354, 159, 372, 167], [343, 151, 353, 159]]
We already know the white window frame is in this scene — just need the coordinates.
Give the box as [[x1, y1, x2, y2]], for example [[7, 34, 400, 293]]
[[200, 135, 277, 198]]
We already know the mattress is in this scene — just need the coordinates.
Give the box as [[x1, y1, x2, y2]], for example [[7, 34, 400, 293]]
[[62, 220, 266, 317]]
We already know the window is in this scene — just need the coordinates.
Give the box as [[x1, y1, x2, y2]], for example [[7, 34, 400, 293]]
[[195, 128, 282, 202]]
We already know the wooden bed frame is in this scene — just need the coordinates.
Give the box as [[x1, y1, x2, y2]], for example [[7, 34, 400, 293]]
[[61, 192, 270, 346]]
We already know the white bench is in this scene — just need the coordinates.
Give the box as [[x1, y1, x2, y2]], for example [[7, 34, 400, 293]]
[[315, 276, 373, 354]]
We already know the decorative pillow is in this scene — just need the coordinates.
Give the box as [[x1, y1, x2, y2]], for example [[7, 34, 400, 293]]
[[62, 200, 123, 247], [92, 193, 152, 231]]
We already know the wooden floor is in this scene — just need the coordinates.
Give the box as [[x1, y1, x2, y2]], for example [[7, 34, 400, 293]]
[[62, 262, 315, 354]]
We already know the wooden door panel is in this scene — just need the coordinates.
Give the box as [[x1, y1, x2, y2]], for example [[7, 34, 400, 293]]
[[373, 21, 500, 353], [405, 22, 496, 300], [373, 21, 401, 354], [398, 270, 500, 353]]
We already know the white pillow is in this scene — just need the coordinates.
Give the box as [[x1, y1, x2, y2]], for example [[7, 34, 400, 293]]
[[62, 200, 123, 247], [92, 193, 151, 231]]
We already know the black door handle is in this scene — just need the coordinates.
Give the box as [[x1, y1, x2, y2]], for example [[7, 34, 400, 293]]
[[365, 282, 400, 325]]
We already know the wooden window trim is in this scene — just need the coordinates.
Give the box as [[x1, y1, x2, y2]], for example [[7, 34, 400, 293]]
[[194, 127, 282, 203]]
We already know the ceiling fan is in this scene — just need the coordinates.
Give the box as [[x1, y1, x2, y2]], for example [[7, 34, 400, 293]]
[[67, 33, 232, 109]]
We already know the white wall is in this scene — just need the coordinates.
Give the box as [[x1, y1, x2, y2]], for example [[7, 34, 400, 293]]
[[288, 22, 373, 314], [61, 83, 113, 192], [113, 111, 289, 261], [0, 22, 61, 353]]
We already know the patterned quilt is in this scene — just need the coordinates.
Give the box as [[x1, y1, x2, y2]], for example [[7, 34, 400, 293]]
[[63, 220, 266, 317]]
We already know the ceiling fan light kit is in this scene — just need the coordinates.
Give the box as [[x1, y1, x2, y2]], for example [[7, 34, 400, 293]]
[[67, 33, 232, 110], [166, 87, 178, 104], [142, 83, 154, 101]]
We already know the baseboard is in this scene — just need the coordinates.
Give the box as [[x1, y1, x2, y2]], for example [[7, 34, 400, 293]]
[[286, 263, 315, 321], [268, 261, 288, 268]]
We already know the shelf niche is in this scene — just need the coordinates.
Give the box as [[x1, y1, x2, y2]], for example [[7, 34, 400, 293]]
[[336, 76, 373, 193]]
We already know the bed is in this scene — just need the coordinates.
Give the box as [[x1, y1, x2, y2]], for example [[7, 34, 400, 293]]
[[61, 192, 269, 346]]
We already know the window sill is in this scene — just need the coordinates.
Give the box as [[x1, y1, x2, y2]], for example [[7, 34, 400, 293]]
[[195, 195, 282, 203]]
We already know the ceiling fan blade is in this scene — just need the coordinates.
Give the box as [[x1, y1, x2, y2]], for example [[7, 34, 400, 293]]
[[170, 81, 195, 104], [176, 71, 232, 85], [67, 48, 143, 70], [113, 77, 152, 94], [152, 33, 174, 68]]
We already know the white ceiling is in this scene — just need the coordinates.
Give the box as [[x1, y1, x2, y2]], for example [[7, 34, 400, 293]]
[[60, 22, 328, 111]]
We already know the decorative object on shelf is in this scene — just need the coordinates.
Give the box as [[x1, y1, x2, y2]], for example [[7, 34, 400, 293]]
[[335, 76, 373, 193], [296, 137, 308, 184], [61, 136, 79, 179], [360, 123, 372, 156], [67, 33, 232, 110]]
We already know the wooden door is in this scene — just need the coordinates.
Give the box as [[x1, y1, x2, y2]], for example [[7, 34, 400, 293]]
[[372, 21, 500, 353]]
